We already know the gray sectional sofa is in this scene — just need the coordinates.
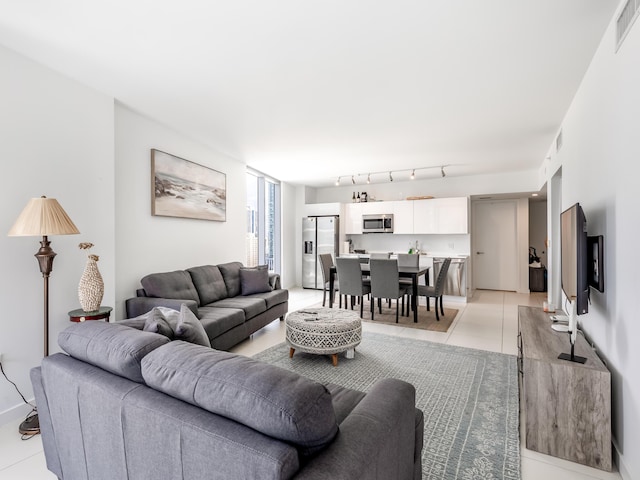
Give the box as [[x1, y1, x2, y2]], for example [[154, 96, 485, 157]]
[[125, 262, 288, 350], [32, 322, 424, 480]]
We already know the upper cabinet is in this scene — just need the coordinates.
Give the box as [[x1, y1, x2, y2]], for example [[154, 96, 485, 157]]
[[343, 197, 468, 235], [413, 197, 468, 234], [434, 197, 468, 234], [392, 201, 414, 234], [344, 203, 363, 234]]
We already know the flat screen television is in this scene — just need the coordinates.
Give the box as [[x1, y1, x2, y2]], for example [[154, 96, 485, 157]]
[[561, 203, 589, 316], [559, 203, 589, 363]]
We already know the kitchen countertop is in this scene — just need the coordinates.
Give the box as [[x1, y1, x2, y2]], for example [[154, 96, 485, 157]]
[[342, 252, 469, 259]]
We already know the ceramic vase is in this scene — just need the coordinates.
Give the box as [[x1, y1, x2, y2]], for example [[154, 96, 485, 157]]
[[78, 254, 103, 312]]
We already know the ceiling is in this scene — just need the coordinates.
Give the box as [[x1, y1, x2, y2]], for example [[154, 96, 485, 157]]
[[0, 0, 619, 187]]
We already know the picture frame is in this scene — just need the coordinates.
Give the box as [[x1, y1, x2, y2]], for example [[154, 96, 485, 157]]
[[151, 149, 226, 222], [587, 235, 604, 292]]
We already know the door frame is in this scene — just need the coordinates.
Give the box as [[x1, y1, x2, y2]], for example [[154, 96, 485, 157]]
[[471, 198, 530, 293]]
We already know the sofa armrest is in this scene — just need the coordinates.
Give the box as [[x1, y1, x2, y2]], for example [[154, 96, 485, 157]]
[[269, 273, 281, 290], [294, 378, 420, 480], [125, 297, 199, 318]]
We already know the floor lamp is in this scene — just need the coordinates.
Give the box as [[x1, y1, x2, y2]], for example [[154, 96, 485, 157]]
[[8, 196, 79, 436]]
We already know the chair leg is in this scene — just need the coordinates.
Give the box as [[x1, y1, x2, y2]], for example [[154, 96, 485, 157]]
[[371, 296, 375, 320], [322, 289, 327, 307], [426, 297, 430, 311], [378, 298, 382, 314], [440, 295, 445, 316], [396, 301, 399, 323], [360, 297, 364, 318], [435, 298, 440, 321]]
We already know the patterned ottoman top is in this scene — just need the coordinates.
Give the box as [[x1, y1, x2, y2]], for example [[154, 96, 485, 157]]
[[286, 307, 361, 333]]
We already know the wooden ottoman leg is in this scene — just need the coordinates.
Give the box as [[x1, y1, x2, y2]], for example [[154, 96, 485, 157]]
[[331, 354, 338, 367], [289, 347, 295, 358]]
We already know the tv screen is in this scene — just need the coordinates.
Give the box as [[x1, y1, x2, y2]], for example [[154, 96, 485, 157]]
[[560, 203, 589, 315]]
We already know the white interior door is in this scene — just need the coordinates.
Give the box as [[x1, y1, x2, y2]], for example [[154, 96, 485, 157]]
[[473, 200, 518, 291]]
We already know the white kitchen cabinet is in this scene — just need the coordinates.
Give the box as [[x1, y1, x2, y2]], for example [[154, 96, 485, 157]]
[[413, 199, 438, 234], [344, 203, 362, 234], [413, 197, 468, 234], [392, 201, 414, 234], [435, 197, 468, 233]]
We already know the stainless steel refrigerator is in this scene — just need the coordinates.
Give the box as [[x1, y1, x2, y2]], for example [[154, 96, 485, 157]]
[[302, 216, 339, 289]]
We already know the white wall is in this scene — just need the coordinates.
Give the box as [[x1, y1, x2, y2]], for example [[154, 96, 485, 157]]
[[280, 182, 298, 289], [542, 8, 640, 478], [114, 104, 246, 319], [0, 45, 115, 423]]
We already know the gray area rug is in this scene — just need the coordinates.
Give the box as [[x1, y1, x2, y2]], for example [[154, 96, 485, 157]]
[[253, 332, 521, 480]]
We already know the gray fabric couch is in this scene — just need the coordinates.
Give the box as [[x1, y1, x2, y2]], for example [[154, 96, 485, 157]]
[[32, 322, 424, 480], [125, 262, 288, 350]]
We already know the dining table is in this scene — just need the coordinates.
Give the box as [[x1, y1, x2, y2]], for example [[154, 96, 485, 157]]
[[328, 263, 430, 323]]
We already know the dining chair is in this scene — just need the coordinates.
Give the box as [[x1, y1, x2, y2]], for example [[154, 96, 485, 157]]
[[319, 253, 341, 308], [369, 259, 412, 323], [369, 252, 391, 260], [335, 257, 371, 318], [417, 257, 452, 321]]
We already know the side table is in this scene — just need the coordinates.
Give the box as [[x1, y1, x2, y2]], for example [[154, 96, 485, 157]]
[[68, 306, 113, 323]]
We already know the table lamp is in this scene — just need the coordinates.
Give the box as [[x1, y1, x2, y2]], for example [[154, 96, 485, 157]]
[[8, 196, 80, 435]]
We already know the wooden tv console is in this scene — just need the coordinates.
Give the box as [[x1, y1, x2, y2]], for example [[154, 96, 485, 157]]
[[517, 306, 611, 471]]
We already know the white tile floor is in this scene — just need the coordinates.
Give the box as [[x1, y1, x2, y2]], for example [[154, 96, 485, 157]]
[[0, 288, 622, 480]]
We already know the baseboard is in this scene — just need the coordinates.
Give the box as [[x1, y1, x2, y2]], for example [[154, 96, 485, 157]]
[[0, 399, 35, 428], [614, 441, 635, 480]]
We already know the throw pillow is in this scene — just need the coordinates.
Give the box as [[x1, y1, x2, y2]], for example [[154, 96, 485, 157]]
[[142, 308, 174, 339], [173, 304, 211, 347], [240, 265, 272, 295]]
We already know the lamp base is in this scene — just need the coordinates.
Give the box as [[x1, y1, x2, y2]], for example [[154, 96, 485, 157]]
[[19, 413, 40, 436]]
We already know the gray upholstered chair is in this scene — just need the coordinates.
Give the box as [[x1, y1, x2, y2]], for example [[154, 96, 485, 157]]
[[369, 259, 412, 322], [417, 257, 452, 321], [397, 253, 419, 287], [335, 257, 371, 318], [369, 252, 391, 260], [319, 253, 341, 308]]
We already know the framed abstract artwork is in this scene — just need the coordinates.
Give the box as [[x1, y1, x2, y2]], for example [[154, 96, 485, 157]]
[[151, 149, 226, 222]]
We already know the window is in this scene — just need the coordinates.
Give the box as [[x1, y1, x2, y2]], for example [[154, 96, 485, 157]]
[[246, 169, 280, 272]]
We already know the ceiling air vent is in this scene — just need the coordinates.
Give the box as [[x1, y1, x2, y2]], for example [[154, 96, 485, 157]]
[[616, 0, 640, 51]]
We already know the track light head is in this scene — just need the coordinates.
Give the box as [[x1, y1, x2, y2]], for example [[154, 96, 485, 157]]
[[389, 171, 393, 182], [335, 177, 340, 186], [441, 166, 446, 178], [410, 169, 415, 180], [367, 173, 371, 184], [351, 175, 355, 185]]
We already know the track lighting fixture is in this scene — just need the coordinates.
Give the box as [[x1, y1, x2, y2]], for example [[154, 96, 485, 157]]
[[332, 165, 449, 185]]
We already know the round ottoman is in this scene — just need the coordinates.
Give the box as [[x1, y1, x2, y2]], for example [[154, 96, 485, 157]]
[[286, 307, 362, 366]]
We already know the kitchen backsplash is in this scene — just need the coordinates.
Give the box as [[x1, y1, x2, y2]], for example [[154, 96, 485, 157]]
[[346, 233, 470, 255]]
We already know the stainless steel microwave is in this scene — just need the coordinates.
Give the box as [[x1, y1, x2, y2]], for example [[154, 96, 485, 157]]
[[362, 214, 394, 233]]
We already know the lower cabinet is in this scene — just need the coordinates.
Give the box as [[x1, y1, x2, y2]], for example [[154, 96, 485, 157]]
[[518, 306, 611, 471]]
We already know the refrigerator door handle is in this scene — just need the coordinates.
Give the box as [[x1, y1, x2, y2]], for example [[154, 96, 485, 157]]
[[304, 241, 313, 254]]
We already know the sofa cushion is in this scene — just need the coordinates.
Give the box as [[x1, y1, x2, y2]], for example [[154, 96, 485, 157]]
[[58, 322, 170, 383], [210, 297, 266, 320], [141, 341, 339, 457], [239, 265, 272, 295], [246, 288, 289, 310], [141, 270, 201, 305], [217, 262, 244, 298], [198, 306, 245, 338], [187, 265, 228, 305]]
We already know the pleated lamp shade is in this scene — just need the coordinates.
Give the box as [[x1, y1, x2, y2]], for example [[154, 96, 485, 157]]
[[8, 196, 79, 236]]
